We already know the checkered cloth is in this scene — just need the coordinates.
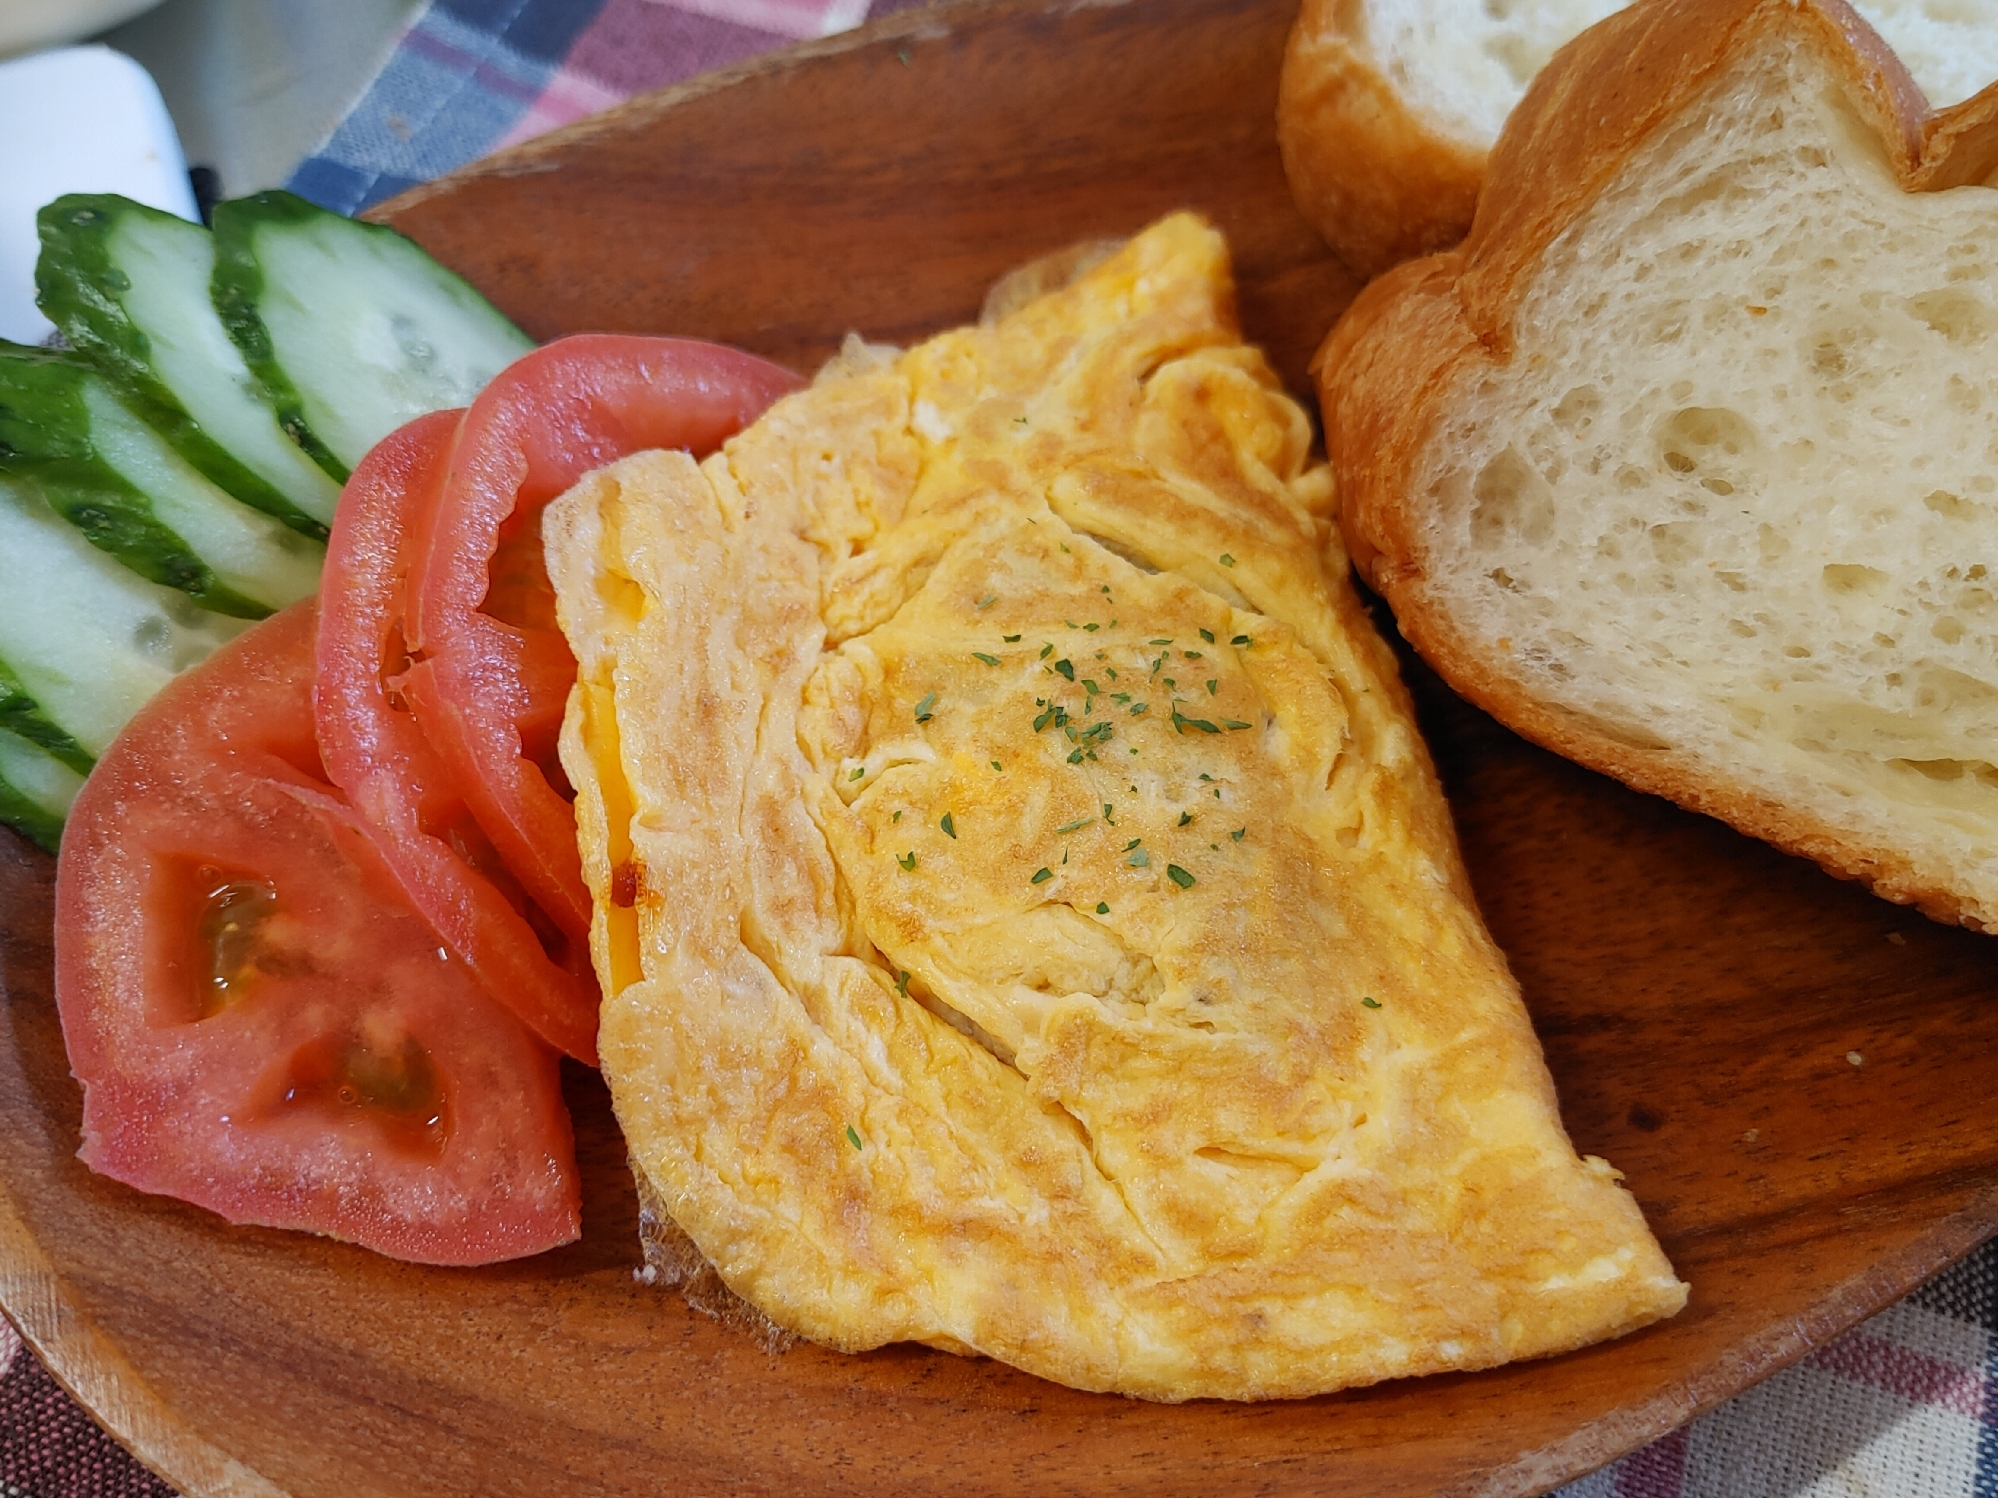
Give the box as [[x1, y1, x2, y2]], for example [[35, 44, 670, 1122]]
[[5, 1, 1995, 1493], [287, 0, 926, 215]]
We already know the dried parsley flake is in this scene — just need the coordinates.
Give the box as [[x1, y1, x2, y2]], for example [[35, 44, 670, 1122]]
[[1172, 709, 1220, 735]]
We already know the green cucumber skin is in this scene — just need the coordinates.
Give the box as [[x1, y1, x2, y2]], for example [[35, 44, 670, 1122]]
[[0, 474, 246, 763], [0, 782, 66, 852], [0, 346, 269, 618], [210, 193, 354, 483], [210, 190, 532, 472], [0, 660, 92, 775], [0, 797, 63, 852], [35, 196, 329, 540], [0, 727, 85, 852]]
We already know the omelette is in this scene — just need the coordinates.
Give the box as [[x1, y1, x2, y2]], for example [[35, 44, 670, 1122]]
[[543, 213, 1686, 1401]]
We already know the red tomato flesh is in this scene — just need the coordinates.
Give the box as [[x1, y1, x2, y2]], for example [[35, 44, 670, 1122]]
[[314, 411, 600, 1065], [402, 335, 804, 941], [55, 603, 581, 1266]]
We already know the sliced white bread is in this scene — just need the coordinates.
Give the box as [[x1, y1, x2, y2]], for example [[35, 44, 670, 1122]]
[[1315, 0, 1998, 930], [1278, 0, 1998, 276]]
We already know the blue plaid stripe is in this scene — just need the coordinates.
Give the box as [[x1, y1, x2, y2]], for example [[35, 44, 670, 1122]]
[[431, 0, 611, 60], [1959, 1241, 1998, 1498], [1915, 1239, 1998, 1328], [287, 0, 611, 214]]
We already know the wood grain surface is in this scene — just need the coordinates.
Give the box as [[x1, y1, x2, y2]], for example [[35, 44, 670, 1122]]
[[2, 0, 1996, 1492]]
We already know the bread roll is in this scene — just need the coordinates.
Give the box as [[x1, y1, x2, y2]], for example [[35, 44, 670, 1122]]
[[1278, 0, 1998, 277], [1316, 0, 1998, 929]]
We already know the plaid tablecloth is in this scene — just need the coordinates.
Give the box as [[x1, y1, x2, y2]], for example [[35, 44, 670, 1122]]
[[8, 1, 1997, 1493], [286, 0, 929, 214]]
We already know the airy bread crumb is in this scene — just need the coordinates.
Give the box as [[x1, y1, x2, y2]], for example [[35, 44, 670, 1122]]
[[1278, 0, 1998, 275], [1318, 0, 1998, 930]]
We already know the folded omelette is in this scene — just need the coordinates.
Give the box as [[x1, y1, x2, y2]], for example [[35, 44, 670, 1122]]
[[543, 213, 1686, 1401]]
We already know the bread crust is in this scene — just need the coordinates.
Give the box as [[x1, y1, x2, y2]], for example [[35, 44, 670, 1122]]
[[1280, 0, 1998, 281], [1276, 0, 1486, 278], [1315, 0, 1998, 932]]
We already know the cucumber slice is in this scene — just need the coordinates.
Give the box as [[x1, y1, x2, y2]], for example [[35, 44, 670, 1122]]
[[0, 476, 243, 760], [37, 195, 342, 536], [211, 191, 533, 475], [0, 726, 84, 852], [0, 344, 323, 617], [0, 658, 92, 775]]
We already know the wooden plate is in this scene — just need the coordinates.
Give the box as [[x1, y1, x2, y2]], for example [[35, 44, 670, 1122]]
[[4, 0, 1998, 1491]]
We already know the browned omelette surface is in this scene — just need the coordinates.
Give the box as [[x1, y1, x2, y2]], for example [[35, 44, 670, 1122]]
[[543, 213, 1685, 1401]]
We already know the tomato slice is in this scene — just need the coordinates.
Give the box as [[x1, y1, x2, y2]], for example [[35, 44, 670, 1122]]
[[402, 335, 803, 941], [54, 603, 580, 1266], [314, 411, 600, 1065]]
